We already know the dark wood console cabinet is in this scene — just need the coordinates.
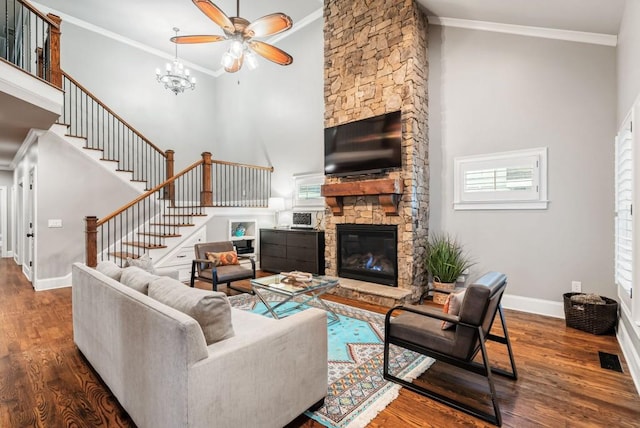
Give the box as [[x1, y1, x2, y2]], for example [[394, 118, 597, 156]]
[[260, 229, 325, 275]]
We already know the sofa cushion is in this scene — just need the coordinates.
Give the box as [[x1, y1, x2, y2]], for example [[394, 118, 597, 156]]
[[125, 253, 157, 274], [120, 266, 160, 295], [206, 250, 239, 266], [96, 260, 124, 281], [441, 289, 466, 330], [148, 277, 235, 345]]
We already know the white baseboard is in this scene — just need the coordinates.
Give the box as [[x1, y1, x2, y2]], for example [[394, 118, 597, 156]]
[[34, 273, 72, 291], [501, 293, 565, 319], [617, 320, 640, 395], [2, 251, 13, 258]]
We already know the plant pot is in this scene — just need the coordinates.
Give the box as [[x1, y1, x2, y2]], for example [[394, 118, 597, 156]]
[[432, 280, 456, 305]]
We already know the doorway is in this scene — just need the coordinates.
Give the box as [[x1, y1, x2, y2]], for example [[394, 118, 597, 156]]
[[0, 186, 6, 257], [21, 169, 35, 285]]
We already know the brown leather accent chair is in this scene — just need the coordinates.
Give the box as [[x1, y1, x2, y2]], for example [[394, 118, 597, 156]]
[[383, 272, 517, 426], [189, 241, 256, 293]]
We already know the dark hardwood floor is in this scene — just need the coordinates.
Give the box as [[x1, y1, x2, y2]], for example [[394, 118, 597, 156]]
[[1, 258, 638, 427]]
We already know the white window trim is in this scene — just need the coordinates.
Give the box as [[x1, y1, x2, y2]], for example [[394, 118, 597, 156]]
[[292, 172, 325, 209], [453, 147, 549, 210]]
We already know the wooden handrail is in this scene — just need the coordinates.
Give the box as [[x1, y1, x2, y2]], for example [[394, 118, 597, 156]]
[[61, 70, 167, 157], [212, 159, 274, 172], [20, 0, 60, 28], [97, 159, 204, 227]]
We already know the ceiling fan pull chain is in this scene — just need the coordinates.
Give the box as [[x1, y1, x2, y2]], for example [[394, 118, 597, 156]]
[[237, 0, 240, 17]]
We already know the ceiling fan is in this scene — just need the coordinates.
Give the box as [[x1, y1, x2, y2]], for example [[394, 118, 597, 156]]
[[172, 0, 294, 73]]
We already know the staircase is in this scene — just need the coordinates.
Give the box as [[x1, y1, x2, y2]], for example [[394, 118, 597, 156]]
[[3, 0, 274, 269]]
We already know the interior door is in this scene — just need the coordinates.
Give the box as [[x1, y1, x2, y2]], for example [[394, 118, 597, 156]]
[[23, 169, 34, 284], [0, 186, 6, 257]]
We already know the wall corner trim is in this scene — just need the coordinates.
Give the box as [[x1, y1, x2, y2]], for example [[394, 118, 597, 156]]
[[34, 272, 72, 291], [501, 293, 565, 319], [427, 16, 618, 47], [617, 320, 640, 395]]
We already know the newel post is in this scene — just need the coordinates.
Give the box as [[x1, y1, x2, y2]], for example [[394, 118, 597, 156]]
[[47, 14, 62, 89], [201, 152, 213, 207], [85, 216, 98, 268], [165, 149, 175, 206]]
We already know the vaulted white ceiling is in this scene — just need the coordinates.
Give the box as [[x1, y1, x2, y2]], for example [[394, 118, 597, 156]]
[[32, 0, 626, 75]]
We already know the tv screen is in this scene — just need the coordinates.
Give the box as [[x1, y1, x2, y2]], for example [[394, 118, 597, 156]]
[[324, 111, 402, 176]]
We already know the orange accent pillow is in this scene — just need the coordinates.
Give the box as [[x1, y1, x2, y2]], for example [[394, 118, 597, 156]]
[[205, 250, 239, 267], [441, 289, 466, 330]]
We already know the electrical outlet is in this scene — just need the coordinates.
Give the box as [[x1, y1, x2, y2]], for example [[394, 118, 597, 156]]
[[571, 281, 582, 293]]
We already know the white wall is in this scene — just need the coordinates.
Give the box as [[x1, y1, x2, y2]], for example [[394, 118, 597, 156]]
[[212, 19, 325, 198], [617, 0, 640, 126], [16, 132, 139, 285], [0, 170, 13, 253], [428, 26, 617, 303], [60, 23, 220, 171], [615, 0, 640, 392]]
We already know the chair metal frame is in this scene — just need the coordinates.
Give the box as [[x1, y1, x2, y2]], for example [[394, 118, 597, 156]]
[[383, 286, 517, 426], [189, 241, 256, 292]]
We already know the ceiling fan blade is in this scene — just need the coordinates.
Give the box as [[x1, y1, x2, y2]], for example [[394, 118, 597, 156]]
[[248, 41, 293, 66], [192, 0, 234, 33], [244, 13, 293, 38], [224, 55, 244, 73], [171, 35, 226, 44]]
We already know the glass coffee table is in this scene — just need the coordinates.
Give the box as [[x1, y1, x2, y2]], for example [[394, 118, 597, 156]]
[[250, 274, 340, 323]]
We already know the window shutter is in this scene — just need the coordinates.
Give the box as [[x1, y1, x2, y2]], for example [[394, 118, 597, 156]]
[[615, 123, 633, 293]]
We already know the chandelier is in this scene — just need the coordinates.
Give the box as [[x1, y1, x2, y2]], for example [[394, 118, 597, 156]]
[[156, 28, 196, 95]]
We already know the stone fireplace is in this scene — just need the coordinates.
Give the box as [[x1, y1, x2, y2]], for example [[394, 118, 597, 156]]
[[323, 0, 429, 306], [337, 224, 398, 286]]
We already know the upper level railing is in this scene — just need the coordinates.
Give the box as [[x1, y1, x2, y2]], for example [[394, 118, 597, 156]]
[[60, 71, 171, 190], [1, 0, 61, 87], [85, 152, 273, 267]]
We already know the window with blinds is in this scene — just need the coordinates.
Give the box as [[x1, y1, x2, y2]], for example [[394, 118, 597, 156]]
[[615, 122, 633, 294], [454, 147, 548, 210]]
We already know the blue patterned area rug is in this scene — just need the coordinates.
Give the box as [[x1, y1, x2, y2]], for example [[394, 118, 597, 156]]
[[228, 294, 434, 428]]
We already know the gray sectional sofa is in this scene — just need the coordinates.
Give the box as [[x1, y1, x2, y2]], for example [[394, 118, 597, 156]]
[[71, 262, 328, 428]]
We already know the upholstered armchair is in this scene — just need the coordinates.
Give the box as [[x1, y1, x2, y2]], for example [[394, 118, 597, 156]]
[[189, 241, 256, 292], [383, 272, 517, 426]]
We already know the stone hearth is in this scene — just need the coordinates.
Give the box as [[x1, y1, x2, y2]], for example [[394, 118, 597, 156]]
[[323, 0, 429, 306]]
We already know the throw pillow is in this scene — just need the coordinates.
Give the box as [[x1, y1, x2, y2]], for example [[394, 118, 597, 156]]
[[205, 250, 239, 267], [120, 266, 160, 295], [96, 260, 124, 281], [148, 277, 235, 345], [441, 288, 467, 330], [125, 253, 157, 274]]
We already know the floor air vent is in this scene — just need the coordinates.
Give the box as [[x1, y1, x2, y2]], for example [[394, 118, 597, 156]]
[[598, 351, 623, 373]]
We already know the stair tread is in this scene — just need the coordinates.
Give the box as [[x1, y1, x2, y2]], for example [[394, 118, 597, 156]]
[[149, 223, 195, 227], [123, 241, 167, 249], [110, 252, 138, 260], [137, 232, 182, 238], [163, 213, 207, 217], [100, 158, 119, 162], [130, 179, 147, 183], [116, 169, 134, 173]]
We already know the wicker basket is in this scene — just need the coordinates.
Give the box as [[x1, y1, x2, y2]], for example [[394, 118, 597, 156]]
[[432, 281, 456, 305], [563, 292, 618, 335]]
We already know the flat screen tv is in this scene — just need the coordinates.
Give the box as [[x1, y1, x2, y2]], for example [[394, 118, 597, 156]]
[[324, 110, 402, 177]]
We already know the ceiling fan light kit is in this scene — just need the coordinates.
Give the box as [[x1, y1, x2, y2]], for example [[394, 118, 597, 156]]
[[172, 0, 294, 73], [156, 27, 196, 94]]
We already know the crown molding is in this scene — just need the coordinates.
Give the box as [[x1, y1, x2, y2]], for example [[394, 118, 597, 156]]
[[428, 16, 617, 47], [32, 1, 323, 79]]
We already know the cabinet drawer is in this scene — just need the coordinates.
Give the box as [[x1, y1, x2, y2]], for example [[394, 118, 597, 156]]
[[261, 230, 286, 245], [286, 233, 315, 249], [260, 255, 288, 273], [162, 247, 194, 266], [261, 242, 286, 258], [286, 246, 317, 263]]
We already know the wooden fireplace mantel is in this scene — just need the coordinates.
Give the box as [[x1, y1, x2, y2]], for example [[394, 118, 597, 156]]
[[321, 178, 404, 216]]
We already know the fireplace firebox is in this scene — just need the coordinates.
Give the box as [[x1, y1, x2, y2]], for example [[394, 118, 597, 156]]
[[337, 224, 398, 286]]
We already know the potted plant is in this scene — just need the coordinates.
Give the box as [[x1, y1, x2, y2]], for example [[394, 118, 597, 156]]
[[425, 233, 474, 304]]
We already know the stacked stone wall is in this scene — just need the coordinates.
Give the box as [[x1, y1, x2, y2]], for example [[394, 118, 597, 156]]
[[324, 0, 429, 301]]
